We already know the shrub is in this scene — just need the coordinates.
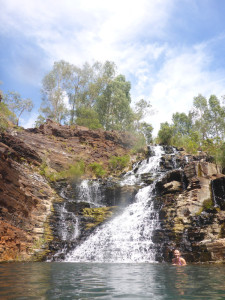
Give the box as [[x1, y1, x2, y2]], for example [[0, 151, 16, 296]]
[[0, 102, 14, 132], [157, 122, 174, 145], [202, 198, 213, 210], [39, 161, 59, 182], [62, 161, 85, 179], [109, 155, 130, 171], [40, 160, 85, 181], [75, 107, 102, 129], [131, 133, 146, 153], [88, 162, 106, 177]]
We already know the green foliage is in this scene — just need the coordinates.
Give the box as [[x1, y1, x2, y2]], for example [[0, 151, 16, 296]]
[[172, 112, 192, 136], [61, 161, 85, 179], [0, 102, 14, 131], [96, 74, 133, 131], [181, 131, 200, 154], [131, 133, 147, 153], [3, 91, 33, 126], [35, 114, 46, 127], [157, 122, 174, 145], [196, 198, 214, 215], [109, 155, 130, 171], [202, 140, 225, 171], [192, 94, 225, 141], [88, 162, 106, 177], [75, 107, 102, 129], [203, 198, 213, 210], [156, 93, 225, 169], [39, 59, 154, 135], [139, 122, 153, 144], [40, 160, 85, 181], [40, 60, 71, 123], [218, 143, 225, 171], [39, 161, 58, 182]]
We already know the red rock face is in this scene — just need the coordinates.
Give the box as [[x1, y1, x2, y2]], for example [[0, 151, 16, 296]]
[[0, 121, 135, 261], [0, 147, 56, 261]]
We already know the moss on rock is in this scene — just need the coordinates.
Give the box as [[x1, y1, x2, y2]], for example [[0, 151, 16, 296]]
[[82, 206, 118, 230]]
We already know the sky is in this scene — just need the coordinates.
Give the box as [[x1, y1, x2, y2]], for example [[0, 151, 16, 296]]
[[1, 0, 225, 135]]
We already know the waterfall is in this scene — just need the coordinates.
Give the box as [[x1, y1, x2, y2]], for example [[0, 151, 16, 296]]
[[58, 202, 80, 241], [77, 179, 103, 207], [64, 145, 164, 263], [49, 180, 104, 261]]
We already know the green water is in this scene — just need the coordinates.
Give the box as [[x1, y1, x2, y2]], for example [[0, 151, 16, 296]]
[[0, 262, 224, 299]]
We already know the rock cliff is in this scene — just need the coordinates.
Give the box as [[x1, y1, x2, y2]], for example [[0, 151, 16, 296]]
[[0, 122, 224, 263], [0, 120, 136, 261], [153, 147, 225, 263]]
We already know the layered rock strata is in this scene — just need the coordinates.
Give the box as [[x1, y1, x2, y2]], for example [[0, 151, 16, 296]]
[[0, 121, 135, 261], [153, 148, 225, 263]]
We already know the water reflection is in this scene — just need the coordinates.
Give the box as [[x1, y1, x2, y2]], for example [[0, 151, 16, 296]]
[[0, 262, 51, 299], [167, 265, 225, 299], [0, 263, 225, 299]]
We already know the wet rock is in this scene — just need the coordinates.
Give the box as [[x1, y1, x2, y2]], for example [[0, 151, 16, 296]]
[[211, 177, 225, 210], [155, 169, 187, 195], [65, 201, 91, 214], [140, 173, 154, 185], [163, 181, 183, 194]]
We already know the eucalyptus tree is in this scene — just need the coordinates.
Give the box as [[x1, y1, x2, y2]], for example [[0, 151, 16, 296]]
[[40, 60, 71, 123], [172, 112, 193, 136], [139, 122, 153, 144], [66, 60, 116, 124], [132, 99, 153, 143], [192, 94, 210, 140], [39, 60, 152, 134], [75, 106, 102, 129], [96, 74, 133, 130], [208, 95, 225, 139], [64, 63, 82, 124], [3, 91, 33, 126]]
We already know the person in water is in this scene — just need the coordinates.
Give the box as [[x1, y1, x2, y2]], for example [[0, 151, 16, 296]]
[[172, 249, 186, 266]]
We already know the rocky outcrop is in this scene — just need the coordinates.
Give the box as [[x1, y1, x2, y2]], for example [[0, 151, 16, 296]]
[[0, 146, 56, 261], [153, 150, 225, 263], [1, 121, 224, 263], [0, 121, 136, 262]]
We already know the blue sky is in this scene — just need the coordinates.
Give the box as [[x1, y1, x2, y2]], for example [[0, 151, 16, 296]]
[[1, 0, 225, 135]]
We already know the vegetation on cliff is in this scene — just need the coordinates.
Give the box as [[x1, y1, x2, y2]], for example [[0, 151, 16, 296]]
[[156, 94, 225, 171], [35, 60, 153, 143]]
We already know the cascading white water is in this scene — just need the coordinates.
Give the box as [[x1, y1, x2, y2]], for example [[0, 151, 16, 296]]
[[58, 203, 80, 241], [77, 179, 103, 206], [58, 179, 103, 241], [65, 145, 164, 263], [121, 146, 163, 186], [58, 189, 80, 241]]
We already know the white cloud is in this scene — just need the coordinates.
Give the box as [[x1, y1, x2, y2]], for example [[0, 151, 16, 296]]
[[20, 111, 39, 128], [2, 0, 225, 134], [0, 0, 174, 62], [148, 44, 225, 135]]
